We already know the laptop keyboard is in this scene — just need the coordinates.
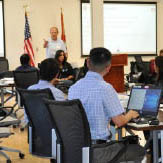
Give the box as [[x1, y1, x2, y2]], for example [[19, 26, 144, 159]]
[[135, 118, 149, 124], [130, 117, 149, 124], [130, 117, 158, 124]]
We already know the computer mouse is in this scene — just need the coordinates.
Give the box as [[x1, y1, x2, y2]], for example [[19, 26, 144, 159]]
[[149, 119, 159, 125]]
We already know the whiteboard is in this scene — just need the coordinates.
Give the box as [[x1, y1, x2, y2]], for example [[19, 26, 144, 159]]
[[81, 2, 157, 56], [0, 1, 4, 57]]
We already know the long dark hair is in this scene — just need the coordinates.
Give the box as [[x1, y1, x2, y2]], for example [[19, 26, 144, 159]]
[[55, 50, 66, 65]]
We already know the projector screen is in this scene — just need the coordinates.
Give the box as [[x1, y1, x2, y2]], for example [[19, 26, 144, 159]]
[[0, 0, 4, 57], [81, 2, 157, 56]]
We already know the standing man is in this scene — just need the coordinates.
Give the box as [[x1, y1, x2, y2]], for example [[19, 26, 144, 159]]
[[68, 47, 145, 162], [43, 27, 67, 59]]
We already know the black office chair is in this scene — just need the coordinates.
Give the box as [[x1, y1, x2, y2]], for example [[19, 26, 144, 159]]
[[13, 69, 39, 90], [0, 57, 13, 79], [13, 70, 39, 117], [73, 59, 88, 83], [0, 106, 14, 121], [0, 57, 9, 73], [17, 88, 56, 163], [132, 56, 155, 84], [0, 58, 14, 105], [0, 106, 24, 163], [73, 66, 87, 83], [45, 99, 145, 163], [128, 60, 153, 84]]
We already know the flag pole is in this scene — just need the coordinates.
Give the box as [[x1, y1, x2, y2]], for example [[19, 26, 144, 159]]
[[23, 5, 28, 15], [60, 7, 68, 57], [23, 5, 35, 67], [23, 5, 28, 55], [23, 5, 28, 10]]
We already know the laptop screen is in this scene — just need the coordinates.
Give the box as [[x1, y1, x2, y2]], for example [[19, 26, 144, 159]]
[[127, 87, 162, 117]]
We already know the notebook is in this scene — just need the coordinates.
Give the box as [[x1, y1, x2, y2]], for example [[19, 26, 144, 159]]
[[127, 86, 162, 119]]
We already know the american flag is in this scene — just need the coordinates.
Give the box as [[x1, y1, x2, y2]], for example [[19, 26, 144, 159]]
[[24, 12, 35, 67]]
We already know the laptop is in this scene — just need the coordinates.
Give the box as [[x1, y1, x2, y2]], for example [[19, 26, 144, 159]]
[[127, 86, 162, 120]]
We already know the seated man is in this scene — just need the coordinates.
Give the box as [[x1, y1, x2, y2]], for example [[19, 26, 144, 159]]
[[68, 47, 145, 162], [22, 58, 65, 124], [28, 58, 65, 100], [15, 53, 37, 71], [14, 54, 38, 114]]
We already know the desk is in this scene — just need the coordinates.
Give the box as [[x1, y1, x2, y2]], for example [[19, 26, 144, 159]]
[[127, 122, 163, 163], [0, 78, 16, 107]]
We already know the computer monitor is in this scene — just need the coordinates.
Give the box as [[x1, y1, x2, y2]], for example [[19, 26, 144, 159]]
[[127, 86, 162, 117]]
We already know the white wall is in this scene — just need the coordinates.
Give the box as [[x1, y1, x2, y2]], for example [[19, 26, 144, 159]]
[[4, 0, 84, 70], [3, 0, 163, 73]]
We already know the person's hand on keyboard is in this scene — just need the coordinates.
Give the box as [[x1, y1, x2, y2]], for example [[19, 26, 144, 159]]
[[128, 110, 139, 119], [127, 110, 140, 123], [130, 118, 140, 123]]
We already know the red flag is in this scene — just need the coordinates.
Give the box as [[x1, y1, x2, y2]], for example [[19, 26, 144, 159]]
[[61, 8, 66, 42], [24, 12, 35, 67]]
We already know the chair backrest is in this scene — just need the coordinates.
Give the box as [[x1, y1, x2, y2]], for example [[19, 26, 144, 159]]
[[73, 68, 81, 82], [130, 61, 151, 84], [13, 70, 39, 89], [0, 57, 9, 72], [18, 88, 55, 157], [45, 99, 91, 163], [73, 67, 88, 82]]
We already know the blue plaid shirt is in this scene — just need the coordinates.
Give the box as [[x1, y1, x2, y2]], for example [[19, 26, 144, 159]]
[[29, 80, 65, 101], [68, 71, 124, 140]]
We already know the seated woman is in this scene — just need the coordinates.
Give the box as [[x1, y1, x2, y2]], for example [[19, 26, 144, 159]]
[[55, 50, 74, 88]]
